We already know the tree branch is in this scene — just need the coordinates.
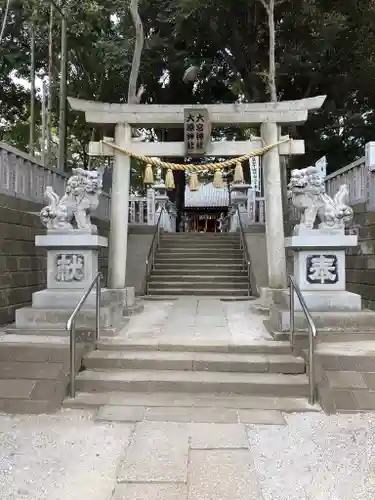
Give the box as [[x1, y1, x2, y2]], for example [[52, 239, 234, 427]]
[[128, 0, 144, 104], [0, 0, 11, 44]]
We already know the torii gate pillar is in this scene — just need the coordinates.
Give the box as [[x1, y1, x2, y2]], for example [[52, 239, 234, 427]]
[[108, 123, 131, 289], [261, 121, 287, 290]]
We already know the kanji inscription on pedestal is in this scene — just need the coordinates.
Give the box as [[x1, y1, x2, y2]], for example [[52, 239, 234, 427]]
[[184, 108, 210, 156], [55, 253, 85, 282], [306, 254, 338, 284]]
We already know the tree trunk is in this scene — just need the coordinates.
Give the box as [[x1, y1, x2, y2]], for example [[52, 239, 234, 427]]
[[29, 16, 36, 155], [58, 16, 68, 170], [268, 0, 277, 102], [46, 3, 54, 167]]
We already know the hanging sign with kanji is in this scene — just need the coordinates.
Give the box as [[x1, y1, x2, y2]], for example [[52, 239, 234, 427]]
[[184, 108, 211, 156], [249, 156, 261, 193]]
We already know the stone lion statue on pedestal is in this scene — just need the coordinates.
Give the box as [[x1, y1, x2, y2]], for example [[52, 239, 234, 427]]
[[40, 168, 103, 232], [288, 166, 353, 233]]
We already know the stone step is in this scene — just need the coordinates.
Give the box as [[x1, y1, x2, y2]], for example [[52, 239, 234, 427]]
[[153, 262, 244, 270], [142, 295, 254, 302], [83, 350, 305, 374], [148, 281, 248, 289], [156, 252, 243, 260], [146, 287, 249, 296], [63, 391, 319, 412], [161, 234, 239, 239], [151, 269, 247, 277], [160, 242, 240, 248], [75, 369, 309, 397], [149, 275, 248, 283], [96, 338, 292, 354], [155, 257, 244, 264]]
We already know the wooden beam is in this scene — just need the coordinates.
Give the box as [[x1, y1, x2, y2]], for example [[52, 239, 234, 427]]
[[69, 96, 326, 127], [88, 138, 305, 157]]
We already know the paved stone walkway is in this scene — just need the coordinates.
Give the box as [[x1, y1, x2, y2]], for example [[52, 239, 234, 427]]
[[0, 409, 374, 500], [119, 298, 272, 343], [2, 299, 373, 499]]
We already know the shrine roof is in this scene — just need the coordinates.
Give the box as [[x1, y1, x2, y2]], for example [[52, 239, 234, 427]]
[[185, 182, 229, 208]]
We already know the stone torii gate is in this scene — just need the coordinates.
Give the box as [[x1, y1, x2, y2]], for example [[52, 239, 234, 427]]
[[68, 96, 326, 301]]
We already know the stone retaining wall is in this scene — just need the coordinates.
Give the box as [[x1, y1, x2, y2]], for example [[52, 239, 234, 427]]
[[346, 203, 375, 310], [0, 198, 46, 326]]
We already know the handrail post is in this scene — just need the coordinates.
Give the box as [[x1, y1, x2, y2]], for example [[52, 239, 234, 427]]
[[69, 322, 76, 398], [289, 279, 295, 345], [247, 262, 251, 297], [67, 271, 102, 400], [308, 330, 315, 405], [95, 276, 101, 345]]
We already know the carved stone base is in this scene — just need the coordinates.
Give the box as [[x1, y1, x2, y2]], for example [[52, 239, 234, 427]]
[[11, 230, 128, 336], [36, 232, 108, 292], [285, 230, 358, 293], [15, 301, 125, 331]]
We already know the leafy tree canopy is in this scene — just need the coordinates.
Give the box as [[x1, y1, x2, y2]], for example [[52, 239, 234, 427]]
[[1, 0, 375, 177]]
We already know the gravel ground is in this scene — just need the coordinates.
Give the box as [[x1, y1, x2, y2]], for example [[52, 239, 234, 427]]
[[0, 410, 132, 500], [247, 412, 375, 500]]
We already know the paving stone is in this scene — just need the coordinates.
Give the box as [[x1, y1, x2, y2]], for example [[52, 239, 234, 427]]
[[338, 355, 375, 372], [353, 390, 375, 410], [113, 483, 188, 500], [95, 405, 145, 422], [187, 449, 263, 500], [239, 409, 286, 425], [30, 380, 60, 400], [145, 406, 238, 423], [0, 379, 35, 399], [117, 422, 189, 483], [362, 372, 375, 389], [189, 423, 248, 449], [0, 361, 63, 380], [332, 390, 358, 411], [0, 398, 51, 413], [326, 371, 367, 389]]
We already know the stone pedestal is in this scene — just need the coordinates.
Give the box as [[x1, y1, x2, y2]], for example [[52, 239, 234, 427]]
[[32, 232, 108, 309], [14, 231, 125, 334], [284, 229, 360, 312]]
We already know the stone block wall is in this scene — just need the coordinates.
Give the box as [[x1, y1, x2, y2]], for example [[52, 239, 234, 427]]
[[0, 198, 47, 326], [346, 203, 375, 310]]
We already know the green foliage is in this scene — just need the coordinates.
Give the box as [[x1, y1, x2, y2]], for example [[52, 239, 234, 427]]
[[1, 0, 375, 179]]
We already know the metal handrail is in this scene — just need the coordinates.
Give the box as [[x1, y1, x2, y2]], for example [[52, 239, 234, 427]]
[[66, 271, 102, 398], [288, 275, 317, 405], [144, 206, 165, 294], [236, 206, 252, 296]]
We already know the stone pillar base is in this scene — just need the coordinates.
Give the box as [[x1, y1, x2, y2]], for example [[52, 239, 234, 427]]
[[259, 287, 289, 309]]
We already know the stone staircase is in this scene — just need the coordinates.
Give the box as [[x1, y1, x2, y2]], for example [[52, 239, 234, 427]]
[[64, 339, 316, 412], [147, 233, 250, 297]]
